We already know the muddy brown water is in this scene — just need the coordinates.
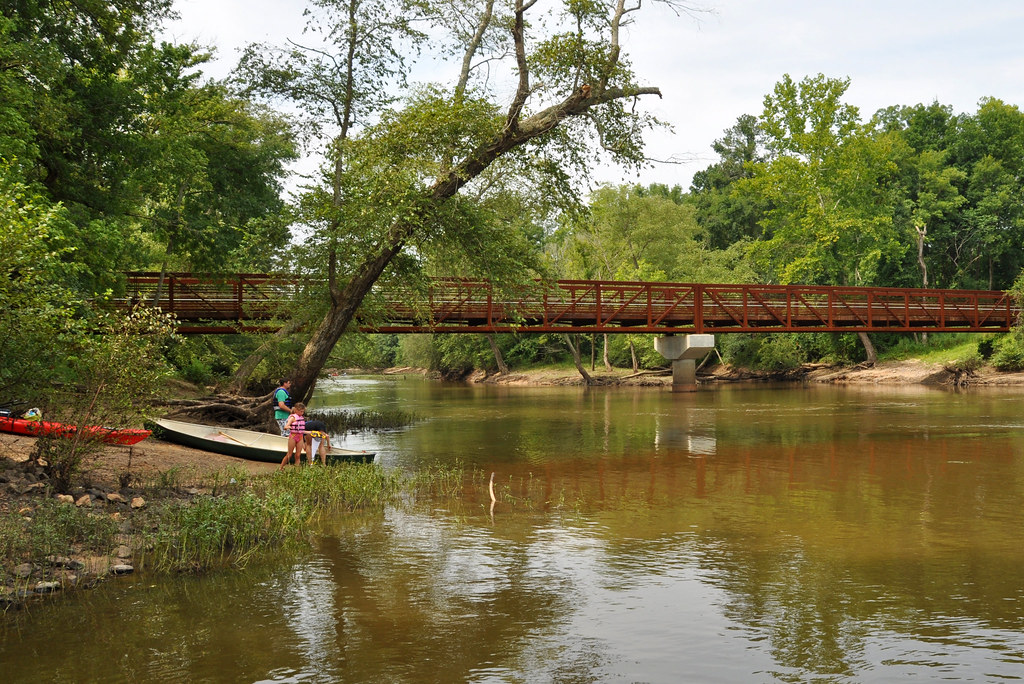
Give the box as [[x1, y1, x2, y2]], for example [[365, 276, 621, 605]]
[[4, 376, 1024, 682]]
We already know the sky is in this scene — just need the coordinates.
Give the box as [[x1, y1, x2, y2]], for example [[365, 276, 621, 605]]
[[163, 0, 1024, 193]]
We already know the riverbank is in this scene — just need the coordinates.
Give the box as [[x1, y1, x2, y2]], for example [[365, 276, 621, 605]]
[[0, 433, 278, 610], [448, 358, 1024, 387]]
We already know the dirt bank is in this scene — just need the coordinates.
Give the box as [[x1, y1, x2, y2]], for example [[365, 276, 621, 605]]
[[457, 359, 1024, 388]]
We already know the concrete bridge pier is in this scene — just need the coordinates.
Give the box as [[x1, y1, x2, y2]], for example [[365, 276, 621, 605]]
[[654, 334, 716, 392]]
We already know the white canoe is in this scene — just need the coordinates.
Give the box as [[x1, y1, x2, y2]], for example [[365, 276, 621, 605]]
[[150, 418, 375, 464]]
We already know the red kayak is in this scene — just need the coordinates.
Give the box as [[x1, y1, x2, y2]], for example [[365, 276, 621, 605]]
[[0, 417, 150, 445]]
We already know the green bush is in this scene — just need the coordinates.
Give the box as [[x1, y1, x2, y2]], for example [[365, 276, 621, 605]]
[[720, 333, 804, 371], [991, 332, 1024, 371], [757, 334, 805, 371], [179, 358, 213, 385]]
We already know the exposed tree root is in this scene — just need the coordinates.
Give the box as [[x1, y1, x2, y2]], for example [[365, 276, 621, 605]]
[[160, 393, 275, 431]]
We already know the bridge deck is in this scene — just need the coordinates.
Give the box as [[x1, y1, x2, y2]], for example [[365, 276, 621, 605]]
[[118, 273, 1019, 335]]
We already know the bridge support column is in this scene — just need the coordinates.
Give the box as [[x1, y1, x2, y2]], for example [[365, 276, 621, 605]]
[[654, 334, 715, 392]]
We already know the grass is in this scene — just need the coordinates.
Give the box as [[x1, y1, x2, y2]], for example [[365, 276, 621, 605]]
[[877, 332, 990, 364], [140, 463, 405, 573], [0, 462, 408, 594]]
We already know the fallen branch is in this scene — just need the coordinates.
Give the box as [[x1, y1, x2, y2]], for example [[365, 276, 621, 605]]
[[622, 368, 670, 379]]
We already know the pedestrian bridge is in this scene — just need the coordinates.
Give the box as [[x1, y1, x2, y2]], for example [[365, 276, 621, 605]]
[[119, 272, 1020, 336]]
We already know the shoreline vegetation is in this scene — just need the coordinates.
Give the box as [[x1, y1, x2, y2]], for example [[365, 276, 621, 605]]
[[5, 358, 1024, 614]]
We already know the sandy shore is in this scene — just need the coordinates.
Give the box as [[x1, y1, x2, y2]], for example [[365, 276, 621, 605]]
[[0, 430, 278, 504]]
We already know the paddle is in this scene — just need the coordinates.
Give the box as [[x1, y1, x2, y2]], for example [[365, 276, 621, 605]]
[[217, 431, 250, 446]]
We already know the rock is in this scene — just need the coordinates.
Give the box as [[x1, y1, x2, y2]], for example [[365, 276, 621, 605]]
[[46, 555, 84, 571], [110, 512, 123, 521], [130, 496, 146, 509], [110, 564, 134, 576], [56, 494, 75, 504], [10, 481, 45, 496], [14, 563, 33, 579], [34, 581, 61, 594], [75, 494, 92, 507], [115, 545, 132, 559], [106, 492, 124, 503]]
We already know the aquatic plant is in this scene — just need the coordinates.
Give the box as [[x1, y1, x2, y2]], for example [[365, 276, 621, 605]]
[[306, 408, 416, 433]]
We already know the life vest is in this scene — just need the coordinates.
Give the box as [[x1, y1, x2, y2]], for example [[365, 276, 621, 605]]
[[276, 386, 292, 408]]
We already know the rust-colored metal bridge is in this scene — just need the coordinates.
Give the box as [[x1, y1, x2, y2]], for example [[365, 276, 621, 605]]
[[118, 272, 1020, 335]]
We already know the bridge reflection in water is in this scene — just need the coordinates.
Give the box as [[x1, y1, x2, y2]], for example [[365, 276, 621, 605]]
[[120, 272, 1019, 335]]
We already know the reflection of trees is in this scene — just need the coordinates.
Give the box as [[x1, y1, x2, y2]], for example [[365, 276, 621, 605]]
[[580, 434, 1024, 679], [314, 513, 595, 682]]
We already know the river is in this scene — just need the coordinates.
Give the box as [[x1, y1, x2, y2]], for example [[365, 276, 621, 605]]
[[4, 376, 1024, 682]]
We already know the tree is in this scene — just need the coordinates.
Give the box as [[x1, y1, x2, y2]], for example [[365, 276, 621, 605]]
[[0, 162, 78, 405], [952, 99, 1024, 289], [740, 74, 907, 363], [239, 0, 701, 403], [690, 114, 769, 249], [132, 43, 297, 290], [1, 1, 297, 297]]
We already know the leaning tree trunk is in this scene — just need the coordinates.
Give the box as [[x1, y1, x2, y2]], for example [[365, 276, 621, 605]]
[[284, 0, 661, 403], [486, 334, 509, 374], [858, 331, 877, 365], [287, 85, 642, 402], [563, 334, 593, 385], [289, 238, 404, 403]]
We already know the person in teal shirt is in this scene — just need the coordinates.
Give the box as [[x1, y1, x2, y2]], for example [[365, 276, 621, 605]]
[[274, 379, 292, 435]]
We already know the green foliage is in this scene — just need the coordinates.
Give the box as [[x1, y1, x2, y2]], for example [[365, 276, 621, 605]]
[[550, 183, 757, 308], [145, 464, 403, 571], [991, 333, 1024, 371], [397, 335, 441, 370], [720, 334, 806, 372], [6, 498, 119, 568], [148, 490, 302, 571], [165, 336, 240, 385], [690, 114, 770, 250], [945, 352, 982, 374], [992, 273, 1024, 370], [742, 74, 906, 288], [0, 162, 79, 404], [135, 51, 298, 272], [328, 334, 399, 369], [503, 335, 570, 367]]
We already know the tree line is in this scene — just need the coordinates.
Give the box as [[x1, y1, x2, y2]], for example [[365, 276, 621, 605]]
[[4, 1, 1024, 414]]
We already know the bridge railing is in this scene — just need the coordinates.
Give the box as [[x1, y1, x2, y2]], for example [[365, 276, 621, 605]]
[[371, 279, 1018, 333], [118, 273, 1020, 334], [119, 272, 302, 331]]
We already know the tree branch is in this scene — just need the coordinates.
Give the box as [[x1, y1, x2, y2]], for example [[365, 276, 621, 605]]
[[455, 0, 495, 100]]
